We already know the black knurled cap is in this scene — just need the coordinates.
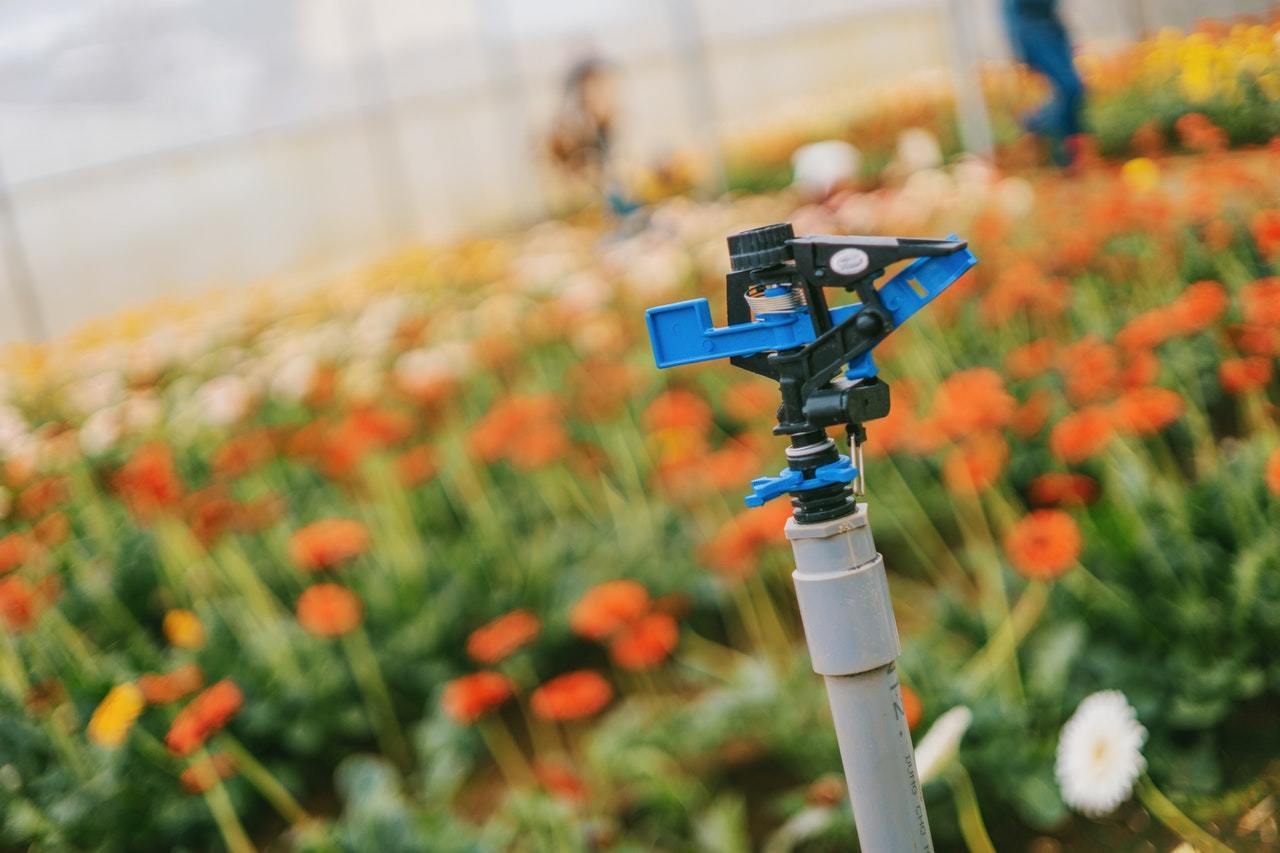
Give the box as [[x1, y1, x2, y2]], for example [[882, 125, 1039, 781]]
[[728, 222, 794, 272]]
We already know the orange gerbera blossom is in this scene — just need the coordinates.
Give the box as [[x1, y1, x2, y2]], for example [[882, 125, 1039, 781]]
[[17, 476, 67, 520], [113, 443, 184, 520], [1169, 280, 1228, 335], [1242, 277, 1280, 327], [0, 575, 52, 633], [900, 684, 924, 732], [1059, 337, 1119, 404], [163, 609, 205, 649], [698, 500, 794, 581], [211, 429, 275, 479], [0, 532, 32, 574], [288, 518, 370, 571], [297, 583, 363, 637], [929, 368, 1015, 439], [165, 680, 244, 756], [609, 612, 679, 670], [1219, 357, 1273, 395], [467, 608, 541, 664], [33, 512, 69, 547], [1029, 473, 1099, 507], [1004, 338, 1056, 381], [1232, 324, 1280, 357], [942, 433, 1008, 495], [1011, 389, 1053, 439], [1111, 387, 1183, 435], [534, 759, 588, 803], [468, 394, 567, 468], [138, 663, 205, 705], [442, 671, 515, 724], [1120, 349, 1160, 389], [1049, 407, 1114, 464], [396, 444, 438, 488], [722, 381, 778, 422], [569, 580, 650, 641], [180, 752, 238, 794], [643, 388, 713, 434], [1003, 510, 1081, 580], [1251, 209, 1280, 258], [530, 670, 613, 721], [1267, 449, 1280, 496], [1116, 307, 1174, 351]]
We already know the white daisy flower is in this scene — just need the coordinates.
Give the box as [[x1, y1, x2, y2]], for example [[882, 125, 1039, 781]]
[[914, 705, 973, 784], [1055, 690, 1147, 817], [195, 375, 254, 427]]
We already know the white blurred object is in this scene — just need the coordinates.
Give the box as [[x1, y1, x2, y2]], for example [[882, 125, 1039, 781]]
[[894, 128, 943, 175], [791, 141, 862, 196], [195, 375, 253, 426], [914, 705, 973, 784]]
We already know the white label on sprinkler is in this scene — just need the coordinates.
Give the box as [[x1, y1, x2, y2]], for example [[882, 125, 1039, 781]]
[[829, 248, 870, 276]]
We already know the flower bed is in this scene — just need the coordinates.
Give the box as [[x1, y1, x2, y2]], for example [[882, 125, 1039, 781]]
[[1, 106, 1280, 853]]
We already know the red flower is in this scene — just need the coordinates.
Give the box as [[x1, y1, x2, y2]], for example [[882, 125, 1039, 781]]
[[114, 443, 184, 520], [468, 394, 568, 470], [211, 430, 275, 479], [569, 581, 650, 641], [1003, 510, 1081, 581], [1242, 277, 1280, 327], [1169, 280, 1228, 335], [530, 670, 613, 722], [1219, 357, 1273, 395], [643, 389, 712, 434], [534, 759, 588, 803], [1251, 210, 1280, 258], [929, 369, 1015, 439], [165, 680, 244, 756], [442, 672, 515, 724], [699, 500, 794, 581], [0, 575, 47, 633], [297, 583, 363, 637], [1059, 337, 1119, 404], [288, 519, 370, 571], [1004, 339, 1056, 381], [1011, 389, 1053, 439], [396, 445, 438, 488], [467, 609, 541, 664], [1266, 449, 1280, 497], [609, 612, 679, 670], [900, 684, 924, 732]]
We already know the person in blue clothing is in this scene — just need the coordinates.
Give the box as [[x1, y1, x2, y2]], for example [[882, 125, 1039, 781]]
[[1002, 0, 1086, 166]]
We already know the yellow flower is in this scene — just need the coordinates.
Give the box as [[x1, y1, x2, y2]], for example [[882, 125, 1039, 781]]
[[87, 683, 144, 747], [1121, 158, 1160, 194], [163, 609, 205, 649]]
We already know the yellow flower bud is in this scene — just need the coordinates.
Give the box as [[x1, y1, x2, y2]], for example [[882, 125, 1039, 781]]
[[87, 683, 144, 747], [163, 609, 205, 649]]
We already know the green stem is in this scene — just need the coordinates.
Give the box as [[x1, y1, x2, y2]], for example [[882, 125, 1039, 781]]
[[947, 764, 995, 853], [1136, 775, 1231, 853], [341, 628, 411, 772], [219, 735, 311, 826], [195, 747, 257, 853]]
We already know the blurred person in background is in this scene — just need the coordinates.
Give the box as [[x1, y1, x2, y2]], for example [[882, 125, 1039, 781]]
[[547, 56, 638, 217], [1002, 0, 1086, 167]]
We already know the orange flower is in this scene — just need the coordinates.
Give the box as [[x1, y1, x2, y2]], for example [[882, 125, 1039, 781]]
[[722, 382, 778, 422], [138, 663, 205, 705], [1232, 324, 1280, 357], [1003, 510, 1081, 580], [1029, 473, 1099, 507], [185, 487, 240, 547], [1059, 337, 1119, 404], [900, 684, 923, 732], [530, 670, 613, 721], [211, 430, 275, 479], [33, 512, 70, 547], [467, 609, 541, 664], [1116, 307, 1174, 351], [609, 612, 679, 670], [1120, 349, 1160, 389], [942, 433, 1008, 495], [1169, 280, 1228, 335], [469, 394, 568, 469], [1242, 277, 1280, 327], [929, 368, 1015, 439], [534, 759, 588, 803], [396, 445, 438, 488], [113, 443, 184, 520], [0, 575, 50, 633], [698, 500, 794, 581], [1267, 449, 1280, 496], [569, 580, 650, 641], [1004, 339, 1056, 381], [0, 532, 32, 574], [180, 752, 238, 794], [163, 609, 205, 649], [1011, 388, 1053, 439], [442, 671, 515, 724], [17, 477, 67, 520], [297, 583, 363, 637], [165, 680, 244, 756], [288, 518, 370, 571], [1049, 407, 1113, 464], [1251, 209, 1280, 258], [1219, 357, 1273, 395], [1111, 387, 1183, 436], [644, 389, 712, 434]]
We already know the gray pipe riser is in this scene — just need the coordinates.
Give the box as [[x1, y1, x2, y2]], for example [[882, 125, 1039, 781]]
[[825, 665, 933, 852]]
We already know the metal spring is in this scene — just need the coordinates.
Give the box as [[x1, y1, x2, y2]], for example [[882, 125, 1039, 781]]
[[744, 286, 805, 316]]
